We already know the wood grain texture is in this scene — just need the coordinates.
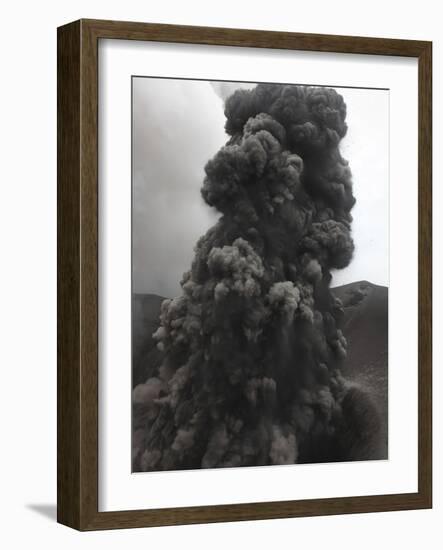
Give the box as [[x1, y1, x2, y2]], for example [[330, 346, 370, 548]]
[[57, 19, 432, 531], [83, 18, 429, 56], [417, 41, 432, 506], [57, 20, 81, 529]]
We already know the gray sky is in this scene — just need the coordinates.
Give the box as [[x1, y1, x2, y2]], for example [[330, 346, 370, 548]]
[[133, 78, 388, 296]]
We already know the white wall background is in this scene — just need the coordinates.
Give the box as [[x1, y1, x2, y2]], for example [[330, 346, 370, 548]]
[[0, 0, 440, 547]]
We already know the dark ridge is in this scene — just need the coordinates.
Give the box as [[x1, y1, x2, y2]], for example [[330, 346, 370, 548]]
[[132, 293, 165, 388], [332, 281, 388, 457]]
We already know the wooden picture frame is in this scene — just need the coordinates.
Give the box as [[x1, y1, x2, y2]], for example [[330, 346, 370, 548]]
[[57, 19, 432, 530]]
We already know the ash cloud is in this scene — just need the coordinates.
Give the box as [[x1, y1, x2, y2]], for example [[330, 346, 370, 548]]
[[210, 81, 254, 103], [133, 83, 382, 471], [132, 78, 225, 296]]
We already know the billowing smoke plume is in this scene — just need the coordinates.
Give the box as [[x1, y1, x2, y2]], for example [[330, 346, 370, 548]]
[[133, 83, 381, 471]]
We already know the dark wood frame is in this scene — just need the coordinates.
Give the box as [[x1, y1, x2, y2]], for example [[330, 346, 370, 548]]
[[57, 18, 432, 531]]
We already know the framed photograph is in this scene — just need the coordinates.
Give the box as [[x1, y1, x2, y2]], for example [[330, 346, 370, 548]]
[[57, 19, 432, 530]]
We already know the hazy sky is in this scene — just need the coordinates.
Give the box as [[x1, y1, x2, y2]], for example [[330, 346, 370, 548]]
[[132, 78, 388, 296]]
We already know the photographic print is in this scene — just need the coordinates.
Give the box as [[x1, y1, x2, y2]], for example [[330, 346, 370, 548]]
[[57, 20, 431, 529], [131, 77, 389, 473]]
